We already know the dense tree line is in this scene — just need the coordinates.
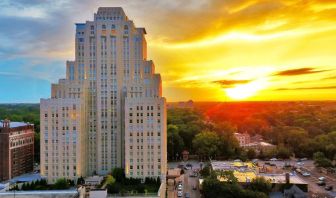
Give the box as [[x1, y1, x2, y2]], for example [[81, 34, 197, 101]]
[[2, 102, 336, 167], [11, 178, 74, 191], [196, 102, 336, 166], [167, 108, 241, 160], [106, 168, 161, 194]]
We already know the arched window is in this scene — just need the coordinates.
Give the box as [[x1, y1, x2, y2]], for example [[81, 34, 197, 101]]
[[124, 25, 128, 30]]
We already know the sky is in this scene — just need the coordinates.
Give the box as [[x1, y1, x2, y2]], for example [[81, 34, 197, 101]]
[[0, 0, 336, 103]]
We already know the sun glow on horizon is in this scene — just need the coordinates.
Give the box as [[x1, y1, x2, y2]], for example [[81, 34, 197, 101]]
[[225, 79, 268, 100]]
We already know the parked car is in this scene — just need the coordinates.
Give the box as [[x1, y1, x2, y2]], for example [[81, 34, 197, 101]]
[[318, 177, 325, 181], [297, 162, 304, 166], [325, 185, 333, 191], [185, 192, 190, 198], [177, 185, 183, 191], [317, 180, 326, 186], [177, 191, 183, 197], [192, 185, 197, 190], [301, 158, 308, 161], [270, 158, 277, 161], [302, 172, 311, 177]]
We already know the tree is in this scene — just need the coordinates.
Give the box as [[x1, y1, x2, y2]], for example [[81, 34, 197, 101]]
[[193, 131, 220, 160], [167, 125, 184, 160], [77, 176, 85, 185], [107, 183, 121, 194], [248, 177, 272, 194], [313, 152, 333, 167], [112, 168, 125, 183], [202, 174, 268, 198], [106, 175, 116, 185], [199, 164, 211, 177], [218, 170, 238, 184], [276, 146, 292, 159], [247, 149, 256, 160], [53, 178, 70, 189]]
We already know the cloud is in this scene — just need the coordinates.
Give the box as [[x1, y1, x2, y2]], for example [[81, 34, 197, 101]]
[[274, 67, 329, 76], [213, 79, 252, 88], [322, 75, 336, 80], [276, 86, 336, 91]]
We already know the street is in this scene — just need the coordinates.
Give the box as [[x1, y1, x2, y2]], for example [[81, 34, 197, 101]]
[[168, 161, 202, 198]]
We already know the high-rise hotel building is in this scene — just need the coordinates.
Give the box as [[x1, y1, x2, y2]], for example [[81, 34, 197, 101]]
[[40, 7, 167, 183]]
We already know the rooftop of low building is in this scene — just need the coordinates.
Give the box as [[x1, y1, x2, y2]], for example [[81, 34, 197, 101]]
[[0, 120, 33, 129]]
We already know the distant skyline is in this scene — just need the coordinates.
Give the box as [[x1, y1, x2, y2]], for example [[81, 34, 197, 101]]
[[1, 0, 336, 103]]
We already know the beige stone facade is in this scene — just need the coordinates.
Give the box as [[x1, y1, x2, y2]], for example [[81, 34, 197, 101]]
[[40, 7, 166, 183]]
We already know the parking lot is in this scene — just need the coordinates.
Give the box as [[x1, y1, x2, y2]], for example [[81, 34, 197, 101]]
[[257, 159, 336, 197]]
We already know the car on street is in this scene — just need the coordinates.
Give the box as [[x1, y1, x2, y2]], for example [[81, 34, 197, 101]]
[[270, 158, 277, 161], [177, 191, 183, 197], [185, 192, 190, 198], [318, 177, 325, 181], [325, 185, 333, 191], [297, 162, 304, 166], [177, 185, 183, 191], [302, 172, 311, 177], [192, 185, 197, 190]]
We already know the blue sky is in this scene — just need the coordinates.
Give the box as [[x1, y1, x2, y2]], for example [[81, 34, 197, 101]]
[[0, 0, 186, 103]]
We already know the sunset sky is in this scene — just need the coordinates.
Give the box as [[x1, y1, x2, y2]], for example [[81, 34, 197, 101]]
[[1, 0, 336, 102]]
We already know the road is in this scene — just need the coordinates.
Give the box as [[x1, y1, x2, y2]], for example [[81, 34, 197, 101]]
[[185, 169, 201, 198], [168, 161, 202, 198], [298, 162, 336, 197]]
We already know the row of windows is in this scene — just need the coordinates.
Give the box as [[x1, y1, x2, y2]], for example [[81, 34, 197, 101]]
[[130, 145, 161, 149], [129, 112, 160, 117], [10, 137, 33, 147], [97, 24, 127, 30], [130, 165, 160, 170], [129, 132, 161, 137], [129, 171, 161, 176]]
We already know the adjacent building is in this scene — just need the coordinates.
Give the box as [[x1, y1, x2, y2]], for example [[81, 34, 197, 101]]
[[234, 133, 251, 147], [0, 120, 34, 181], [40, 7, 167, 183]]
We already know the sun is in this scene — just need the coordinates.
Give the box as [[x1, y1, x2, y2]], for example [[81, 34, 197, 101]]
[[225, 79, 268, 100]]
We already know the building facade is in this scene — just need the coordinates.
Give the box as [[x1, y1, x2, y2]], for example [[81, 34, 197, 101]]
[[234, 133, 251, 147], [40, 7, 167, 183], [0, 120, 34, 181]]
